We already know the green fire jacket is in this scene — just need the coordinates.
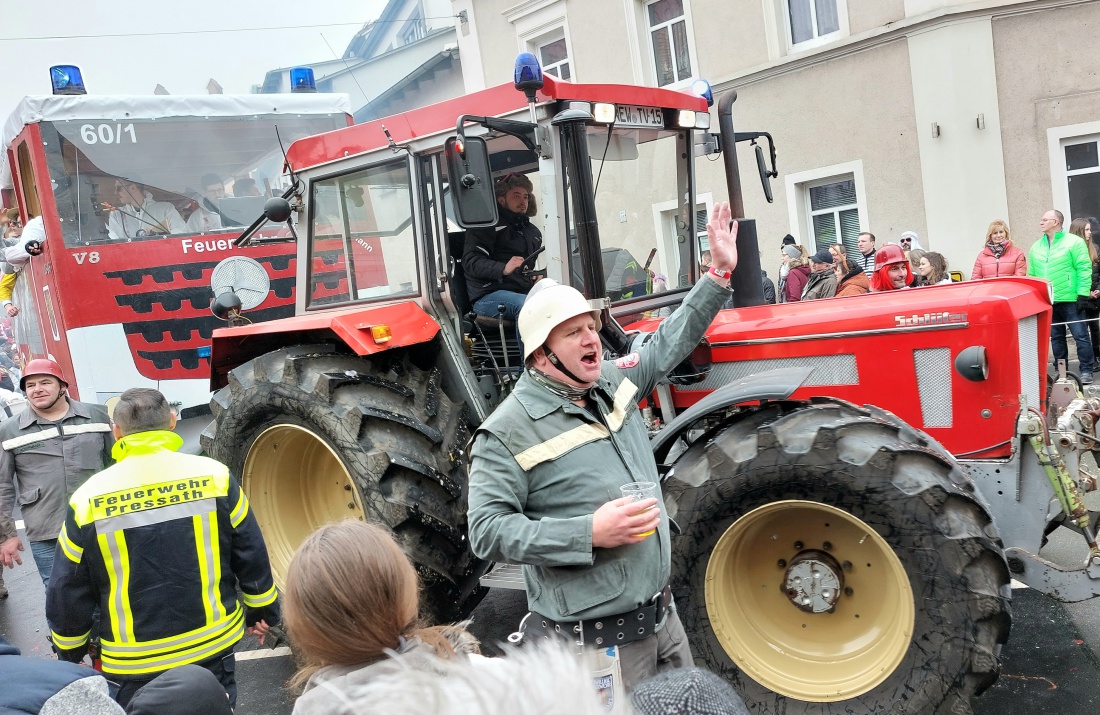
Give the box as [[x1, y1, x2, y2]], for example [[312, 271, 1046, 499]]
[[467, 276, 729, 622]]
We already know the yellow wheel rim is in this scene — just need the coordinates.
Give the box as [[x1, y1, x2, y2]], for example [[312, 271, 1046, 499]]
[[242, 423, 363, 590], [706, 500, 914, 702]]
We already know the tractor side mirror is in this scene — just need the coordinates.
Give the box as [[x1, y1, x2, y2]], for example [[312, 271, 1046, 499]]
[[446, 135, 498, 228], [754, 144, 774, 204]]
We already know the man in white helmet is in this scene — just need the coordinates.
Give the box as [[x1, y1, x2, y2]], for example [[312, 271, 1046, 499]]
[[467, 202, 738, 691]]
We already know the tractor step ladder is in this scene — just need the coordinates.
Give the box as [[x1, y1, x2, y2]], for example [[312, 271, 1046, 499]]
[[480, 562, 525, 590]]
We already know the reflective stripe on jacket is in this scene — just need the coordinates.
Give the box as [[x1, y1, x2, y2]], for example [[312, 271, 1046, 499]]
[[0, 399, 113, 542], [468, 277, 730, 622], [46, 430, 278, 678]]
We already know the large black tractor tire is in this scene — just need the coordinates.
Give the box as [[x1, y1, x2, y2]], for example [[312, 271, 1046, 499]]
[[663, 397, 1012, 714], [200, 345, 489, 624]]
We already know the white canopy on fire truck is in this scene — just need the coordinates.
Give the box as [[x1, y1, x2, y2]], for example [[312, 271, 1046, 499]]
[[0, 93, 353, 190]]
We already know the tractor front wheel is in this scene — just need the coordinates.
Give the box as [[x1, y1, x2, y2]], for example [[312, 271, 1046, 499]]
[[201, 345, 488, 624], [664, 398, 1011, 714]]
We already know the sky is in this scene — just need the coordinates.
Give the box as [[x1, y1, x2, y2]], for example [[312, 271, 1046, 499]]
[[0, 0, 391, 121]]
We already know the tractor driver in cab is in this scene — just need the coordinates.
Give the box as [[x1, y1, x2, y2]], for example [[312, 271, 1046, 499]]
[[871, 243, 912, 292], [461, 172, 543, 322], [467, 202, 738, 691]]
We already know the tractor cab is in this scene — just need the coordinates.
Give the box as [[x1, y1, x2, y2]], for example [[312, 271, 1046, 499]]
[[213, 63, 716, 419]]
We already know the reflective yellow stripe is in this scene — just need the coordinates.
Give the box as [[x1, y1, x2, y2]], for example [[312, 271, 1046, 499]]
[[193, 514, 217, 624], [209, 513, 223, 621], [242, 583, 277, 608], [51, 628, 91, 650], [100, 609, 244, 675], [230, 490, 249, 528], [100, 531, 135, 642], [58, 523, 82, 564], [514, 423, 610, 471], [605, 378, 638, 432], [102, 605, 242, 654]]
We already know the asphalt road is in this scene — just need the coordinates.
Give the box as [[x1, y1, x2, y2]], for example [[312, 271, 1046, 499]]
[[3, 527, 1099, 714]]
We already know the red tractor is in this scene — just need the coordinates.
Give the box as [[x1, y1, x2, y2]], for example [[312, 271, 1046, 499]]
[[202, 58, 1098, 713]]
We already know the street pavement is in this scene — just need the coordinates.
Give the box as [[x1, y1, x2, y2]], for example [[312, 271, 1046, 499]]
[[3, 524, 1100, 714]]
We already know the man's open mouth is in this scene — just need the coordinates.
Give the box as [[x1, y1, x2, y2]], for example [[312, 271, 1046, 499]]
[[580, 351, 599, 367]]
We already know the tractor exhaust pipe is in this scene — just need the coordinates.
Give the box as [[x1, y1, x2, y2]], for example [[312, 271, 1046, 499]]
[[717, 91, 765, 308]]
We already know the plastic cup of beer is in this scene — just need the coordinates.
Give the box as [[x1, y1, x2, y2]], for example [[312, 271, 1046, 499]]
[[620, 481, 659, 538]]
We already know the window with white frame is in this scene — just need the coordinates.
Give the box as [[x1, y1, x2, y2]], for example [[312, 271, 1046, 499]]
[[646, 0, 694, 87], [538, 36, 571, 81], [401, 10, 427, 46], [786, 0, 841, 47], [1065, 137, 1100, 220], [807, 177, 860, 260]]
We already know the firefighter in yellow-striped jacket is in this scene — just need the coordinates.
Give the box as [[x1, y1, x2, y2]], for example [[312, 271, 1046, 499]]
[[46, 388, 278, 709]]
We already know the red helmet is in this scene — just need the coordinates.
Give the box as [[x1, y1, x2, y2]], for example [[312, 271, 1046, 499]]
[[20, 358, 67, 391], [873, 243, 908, 270]]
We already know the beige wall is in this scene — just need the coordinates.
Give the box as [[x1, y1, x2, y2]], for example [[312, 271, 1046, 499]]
[[849, 0, 906, 35], [700, 40, 925, 260], [908, 18, 1009, 276], [994, 3, 1100, 254], [694, 0, 771, 77]]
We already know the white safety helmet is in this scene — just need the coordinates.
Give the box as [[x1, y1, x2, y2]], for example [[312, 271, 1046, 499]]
[[518, 280, 603, 361]]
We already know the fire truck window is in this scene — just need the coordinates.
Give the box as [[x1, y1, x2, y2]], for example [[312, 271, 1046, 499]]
[[16, 142, 41, 218], [38, 114, 346, 246], [578, 126, 692, 305], [307, 160, 419, 308]]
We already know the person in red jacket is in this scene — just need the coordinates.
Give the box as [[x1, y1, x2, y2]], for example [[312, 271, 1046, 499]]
[[972, 220, 1026, 279], [782, 245, 811, 302]]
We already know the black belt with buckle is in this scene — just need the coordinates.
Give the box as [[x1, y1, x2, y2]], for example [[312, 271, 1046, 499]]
[[524, 585, 672, 648]]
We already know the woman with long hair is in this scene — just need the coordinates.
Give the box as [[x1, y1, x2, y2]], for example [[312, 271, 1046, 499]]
[[918, 252, 952, 285], [286, 520, 484, 715], [907, 248, 926, 287], [972, 220, 1026, 279], [833, 254, 870, 297], [1069, 217, 1100, 358]]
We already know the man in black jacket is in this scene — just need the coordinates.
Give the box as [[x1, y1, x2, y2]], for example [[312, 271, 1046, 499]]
[[462, 173, 543, 320]]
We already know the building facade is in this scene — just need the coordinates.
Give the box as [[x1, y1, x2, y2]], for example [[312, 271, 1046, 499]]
[[259, 0, 464, 123], [453, 0, 1100, 278]]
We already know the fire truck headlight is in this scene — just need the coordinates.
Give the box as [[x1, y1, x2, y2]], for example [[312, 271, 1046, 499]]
[[695, 113, 711, 130], [955, 346, 989, 382], [676, 110, 697, 128], [593, 103, 617, 124]]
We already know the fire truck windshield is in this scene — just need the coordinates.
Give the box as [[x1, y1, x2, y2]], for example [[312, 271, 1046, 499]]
[[40, 113, 345, 246]]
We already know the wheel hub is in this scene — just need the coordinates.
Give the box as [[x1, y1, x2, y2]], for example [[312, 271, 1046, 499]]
[[705, 500, 915, 702], [783, 550, 843, 614]]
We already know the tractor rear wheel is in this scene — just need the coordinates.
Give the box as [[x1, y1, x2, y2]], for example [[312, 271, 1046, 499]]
[[200, 345, 488, 624], [663, 398, 1011, 714]]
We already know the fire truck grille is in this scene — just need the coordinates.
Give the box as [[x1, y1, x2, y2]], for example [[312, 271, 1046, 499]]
[[678, 354, 858, 392], [1018, 315, 1041, 410], [914, 347, 952, 428]]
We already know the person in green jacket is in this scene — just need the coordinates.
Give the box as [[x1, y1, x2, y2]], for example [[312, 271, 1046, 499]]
[[1028, 209, 1095, 383], [467, 202, 738, 692]]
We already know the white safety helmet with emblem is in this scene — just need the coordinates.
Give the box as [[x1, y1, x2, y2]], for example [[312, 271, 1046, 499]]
[[518, 279, 603, 361]]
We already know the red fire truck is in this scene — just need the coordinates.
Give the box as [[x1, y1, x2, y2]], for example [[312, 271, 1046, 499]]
[[0, 89, 351, 415]]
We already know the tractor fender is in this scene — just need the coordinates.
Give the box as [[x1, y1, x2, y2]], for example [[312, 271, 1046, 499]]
[[208, 302, 440, 390], [650, 366, 814, 460]]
